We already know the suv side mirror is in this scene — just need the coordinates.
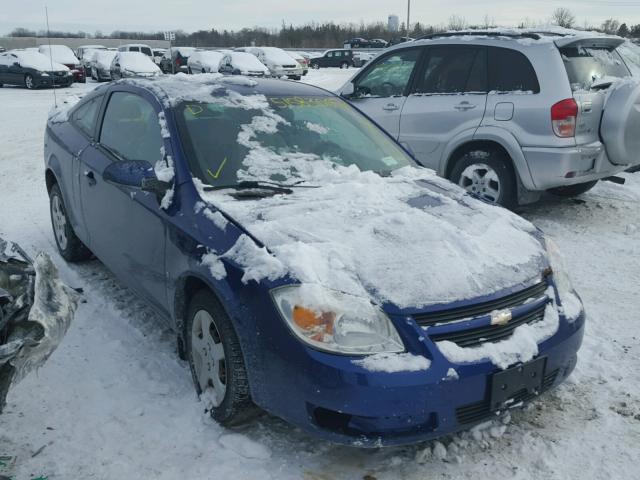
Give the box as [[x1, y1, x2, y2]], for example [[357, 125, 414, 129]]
[[103, 160, 156, 188], [340, 82, 355, 98]]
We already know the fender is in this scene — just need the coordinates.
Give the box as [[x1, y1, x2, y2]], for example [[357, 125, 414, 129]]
[[45, 153, 87, 242], [472, 126, 537, 191], [438, 128, 478, 176]]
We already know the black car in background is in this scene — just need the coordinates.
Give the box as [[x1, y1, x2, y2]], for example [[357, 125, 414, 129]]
[[343, 38, 370, 48], [0, 50, 72, 89], [310, 49, 355, 69], [160, 47, 196, 74], [0, 47, 6, 53]]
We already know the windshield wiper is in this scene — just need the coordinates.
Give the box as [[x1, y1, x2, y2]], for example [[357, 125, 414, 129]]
[[202, 180, 318, 194]]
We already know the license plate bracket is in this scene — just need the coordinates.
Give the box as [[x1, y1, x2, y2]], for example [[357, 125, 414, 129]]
[[489, 357, 546, 411]]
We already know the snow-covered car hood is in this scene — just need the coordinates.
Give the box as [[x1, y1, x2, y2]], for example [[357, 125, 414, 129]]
[[199, 167, 548, 311]]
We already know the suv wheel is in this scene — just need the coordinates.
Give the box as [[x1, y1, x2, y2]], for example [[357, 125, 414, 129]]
[[185, 290, 257, 426], [49, 183, 92, 262], [340, 61, 349, 69], [450, 150, 517, 208], [548, 181, 598, 197]]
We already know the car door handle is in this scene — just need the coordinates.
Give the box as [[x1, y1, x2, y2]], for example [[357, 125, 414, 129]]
[[84, 170, 96, 186], [454, 102, 477, 111], [383, 103, 400, 111]]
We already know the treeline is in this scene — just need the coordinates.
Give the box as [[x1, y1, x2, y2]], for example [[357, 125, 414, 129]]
[[7, 16, 640, 49]]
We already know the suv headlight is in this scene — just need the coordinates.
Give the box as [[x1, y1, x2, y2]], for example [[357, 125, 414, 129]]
[[271, 285, 404, 355]]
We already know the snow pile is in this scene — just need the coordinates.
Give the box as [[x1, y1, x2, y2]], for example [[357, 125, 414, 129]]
[[353, 352, 430, 372], [436, 293, 560, 369], [194, 201, 229, 231], [223, 235, 287, 283], [158, 111, 171, 138], [201, 252, 226, 280], [218, 433, 272, 460]]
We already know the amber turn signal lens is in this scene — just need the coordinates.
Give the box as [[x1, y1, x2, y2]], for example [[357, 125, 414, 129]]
[[292, 306, 335, 340]]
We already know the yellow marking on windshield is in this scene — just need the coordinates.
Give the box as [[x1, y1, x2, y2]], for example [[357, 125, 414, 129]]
[[207, 157, 228, 180], [268, 97, 346, 108], [186, 104, 204, 116]]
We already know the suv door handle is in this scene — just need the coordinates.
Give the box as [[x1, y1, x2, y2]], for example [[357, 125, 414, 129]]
[[84, 170, 96, 186], [454, 101, 477, 111], [383, 103, 400, 111]]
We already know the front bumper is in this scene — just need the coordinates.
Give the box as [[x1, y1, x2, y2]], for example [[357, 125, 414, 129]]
[[255, 304, 585, 447], [523, 142, 630, 190], [35, 75, 73, 88]]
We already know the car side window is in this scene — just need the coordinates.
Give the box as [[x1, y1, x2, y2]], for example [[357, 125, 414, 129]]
[[71, 96, 103, 137], [415, 46, 485, 94], [100, 92, 163, 164], [355, 48, 420, 98], [130, 47, 140, 52], [488, 47, 540, 93]]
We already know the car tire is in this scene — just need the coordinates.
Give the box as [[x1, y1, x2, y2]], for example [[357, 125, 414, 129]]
[[311, 63, 320, 70], [24, 74, 35, 90], [49, 183, 92, 262], [548, 181, 599, 197], [449, 149, 517, 208], [185, 289, 257, 426], [340, 61, 349, 69]]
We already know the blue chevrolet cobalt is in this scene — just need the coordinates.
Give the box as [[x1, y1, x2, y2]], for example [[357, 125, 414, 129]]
[[44, 75, 585, 446]]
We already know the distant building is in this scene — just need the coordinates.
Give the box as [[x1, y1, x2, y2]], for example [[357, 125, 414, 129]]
[[388, 14, 400, 32]]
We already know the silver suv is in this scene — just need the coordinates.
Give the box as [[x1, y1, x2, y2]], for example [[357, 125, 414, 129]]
[[339, 31, 640, 207]]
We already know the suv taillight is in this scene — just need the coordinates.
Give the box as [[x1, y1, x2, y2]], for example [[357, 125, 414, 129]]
[[551, 99, 578, 138]]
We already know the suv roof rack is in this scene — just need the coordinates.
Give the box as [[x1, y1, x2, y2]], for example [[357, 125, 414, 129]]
[[417, 31, 542, 41]]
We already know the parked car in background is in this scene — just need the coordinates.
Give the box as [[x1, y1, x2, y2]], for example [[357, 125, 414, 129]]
[[76, 44, 106, 74], [0, 47, 6, 53], [117, 44, 154, 58], [369, 39, 389, 48], [310, 49, 355, 69], [344, 38, 370, 48], [80, 49, 102, 77], [389, 37, 415, 46], [353, 51, 377, 67], [219, 51, 270, 77], [38, 44, 84, 83], [110, 51, 161, 80], [91, 50, 117, 81], [152, 48, 167, 65], [187, 50, 225, 74], [160, 47, 196, 74], [44, 75, 585, 446], [288, 51, 309, 76], [247, 47, 304, 80], [339, 30, 640, 207], [0, 50, 71, 89]]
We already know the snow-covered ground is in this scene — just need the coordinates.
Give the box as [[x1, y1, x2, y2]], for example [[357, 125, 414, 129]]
[[1, 69, 639, 479]]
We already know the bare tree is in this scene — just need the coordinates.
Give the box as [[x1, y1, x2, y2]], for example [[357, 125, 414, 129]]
[[448, 15, 467, 31], [482, 14, 495, 29], [602, 19, 621, 34], [552, 8, 576, 28]]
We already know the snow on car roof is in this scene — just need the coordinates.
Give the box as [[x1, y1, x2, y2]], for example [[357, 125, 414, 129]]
[[38, 44, 78, 64], [10, 50, 68, 71]]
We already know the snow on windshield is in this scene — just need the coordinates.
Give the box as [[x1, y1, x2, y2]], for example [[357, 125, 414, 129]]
[[39, 45, 78, 65], [118, 52, 160, 72]]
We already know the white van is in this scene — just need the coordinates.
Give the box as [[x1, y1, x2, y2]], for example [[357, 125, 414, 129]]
[[117, 44, 153, 58]]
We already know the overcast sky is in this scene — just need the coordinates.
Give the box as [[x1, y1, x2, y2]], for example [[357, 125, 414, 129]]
[[2, 0, 640, 35]]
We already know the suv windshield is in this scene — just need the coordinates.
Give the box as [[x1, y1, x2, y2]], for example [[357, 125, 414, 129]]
[[176, 95, 416, 186], [560, 46, 630, 90]]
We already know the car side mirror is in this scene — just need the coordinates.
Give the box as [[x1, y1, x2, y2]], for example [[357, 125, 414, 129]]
[[141, 177, 171, 203], [340, 82, 355, 98], [103, 160, 156, 188], [13, 62, 20, 67]]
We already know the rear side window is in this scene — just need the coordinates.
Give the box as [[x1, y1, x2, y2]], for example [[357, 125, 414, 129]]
[[100, 92, 163, 164], [141, 47, 152, 56], [130, 47, 140, 52], [416, 46, 486, 94], [488, 47, 540, 93], [71, 96, 102, 137], [560, 46, 630, 90]]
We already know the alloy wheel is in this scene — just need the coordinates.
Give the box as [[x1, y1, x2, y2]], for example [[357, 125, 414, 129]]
[[24, 75, 34, 89], [191, 310, 227, 407], [51, 194, 68, 251], [458, 163, 501, 204]]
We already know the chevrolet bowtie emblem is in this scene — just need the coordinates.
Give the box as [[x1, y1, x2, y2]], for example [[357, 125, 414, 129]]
[[491, 310, 512, 326]]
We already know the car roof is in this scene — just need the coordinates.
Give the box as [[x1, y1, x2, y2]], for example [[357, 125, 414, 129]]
[[123, 75, 334, 104]]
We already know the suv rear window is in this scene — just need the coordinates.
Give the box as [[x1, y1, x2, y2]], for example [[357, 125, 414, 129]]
[[560, 46, 630, 90], [488, 47, 540, 93]]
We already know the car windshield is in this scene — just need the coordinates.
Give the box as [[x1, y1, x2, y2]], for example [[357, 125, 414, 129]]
[[175, 95, 416, 187], [560, 46, 631, 90]]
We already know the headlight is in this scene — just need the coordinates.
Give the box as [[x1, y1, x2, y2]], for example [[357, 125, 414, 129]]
[[271, 284, 404, 355], [546, 237, 583, 320], [41, 72, 50, 77]]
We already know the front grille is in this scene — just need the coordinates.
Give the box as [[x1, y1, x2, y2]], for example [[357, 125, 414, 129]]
[[430, 303, 547, 348], [414, 282, 547, 327], [283, 64, 297, 68], [456, 369, 559, 425]]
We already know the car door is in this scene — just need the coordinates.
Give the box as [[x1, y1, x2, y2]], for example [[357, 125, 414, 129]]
[[6, 54, 24, 85], [347, 47, 422, 139], [78, 90, 169, 312], [0, 54, 10, 83], [399, 45, 488, 170]]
